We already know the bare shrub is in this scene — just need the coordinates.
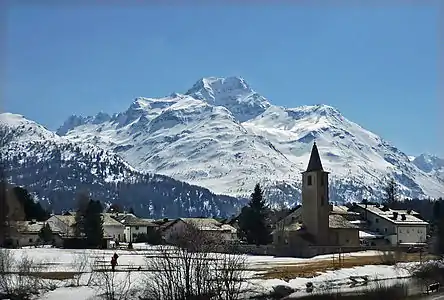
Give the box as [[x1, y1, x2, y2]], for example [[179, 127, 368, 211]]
[[378, 249, 404, 265], [0, 248, 48, 299], [90, 254, 135, 300], [70, 250, 92, 287], [141, 222, 252, 300], [411, 259, 444, 286]]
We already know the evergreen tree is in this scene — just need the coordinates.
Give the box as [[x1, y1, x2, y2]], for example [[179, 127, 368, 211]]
[[383, 177, 398, 207], [12, 186, 49, 221], [38, 223, 53, 244], [238, 184, 271, 245], [433, 198, 444, 255], [74, 192, 90, 237], [84, 200, 104, 248]]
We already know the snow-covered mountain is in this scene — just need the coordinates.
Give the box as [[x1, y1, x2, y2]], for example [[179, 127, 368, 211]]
[[0, 113, 242, 217], [412, 154, 444, 182], [57, 76, 444, 204]]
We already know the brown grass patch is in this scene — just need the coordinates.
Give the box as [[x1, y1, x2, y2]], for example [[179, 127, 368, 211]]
[[31, 271, 80, 280], [254, 253, 438, 281]]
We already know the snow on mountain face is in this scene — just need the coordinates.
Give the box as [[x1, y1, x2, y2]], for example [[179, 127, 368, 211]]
[[0, 113, 60, 143], [58, 76, 444, 204], [57, 96, 300, 200], [0, 113, 241, 217], [185, 76, 271, 122], [244, 105, 444, 200], [413, 154, 444, 181]]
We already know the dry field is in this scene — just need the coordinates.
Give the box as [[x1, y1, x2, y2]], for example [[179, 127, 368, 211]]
[[254, 252, 438, 280]]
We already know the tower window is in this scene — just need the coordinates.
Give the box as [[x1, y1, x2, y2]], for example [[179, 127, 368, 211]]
[[307, 175, 312, 186]]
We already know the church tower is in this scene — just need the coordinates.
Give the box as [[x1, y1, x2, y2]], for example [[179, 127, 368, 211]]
[[301, 142, 330, 244]]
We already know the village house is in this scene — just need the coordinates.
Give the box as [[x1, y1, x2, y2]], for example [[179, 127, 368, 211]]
[[9, 220, 63, 247], [112, 213, 157, 243], [46, 213, 119, 248], [161, 218, 238, 244], [349, 203, 429, 246], [102, 213, 125, 242], [272, 142, 360, 257]]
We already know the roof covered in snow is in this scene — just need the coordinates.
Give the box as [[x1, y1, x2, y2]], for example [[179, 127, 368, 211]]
[[355, 204, 428, 226]]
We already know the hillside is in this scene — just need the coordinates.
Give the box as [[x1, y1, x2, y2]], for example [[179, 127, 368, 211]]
[[0, 113, 242, 217]]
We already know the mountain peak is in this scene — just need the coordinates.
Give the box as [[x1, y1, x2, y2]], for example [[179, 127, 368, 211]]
[[185, 76, 270, 122], [187, 76, 251, 97]]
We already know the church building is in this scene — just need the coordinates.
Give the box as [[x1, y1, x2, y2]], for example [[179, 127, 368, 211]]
[[272, 142, 360, 257]]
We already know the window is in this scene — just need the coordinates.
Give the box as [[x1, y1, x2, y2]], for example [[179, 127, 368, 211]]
[[307, 175, 312, 186], [29, 238, 33, 243], [384, 228, 387, 233], [135, 226, 139, 230], [375, 218, 379, 223]]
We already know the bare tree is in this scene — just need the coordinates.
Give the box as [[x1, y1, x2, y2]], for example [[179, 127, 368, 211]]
[[141, 222, 251, 300]]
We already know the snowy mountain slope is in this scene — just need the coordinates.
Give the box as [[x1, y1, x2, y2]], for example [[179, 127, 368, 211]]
[[412, 154, 444, 182], [56, 96, 302, 201], [58, 76, 444, 203], [0, 113, 242, 217], [243, 105, 444, 200]]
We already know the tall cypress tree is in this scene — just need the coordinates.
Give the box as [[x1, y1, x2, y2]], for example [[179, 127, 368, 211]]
[[238, 184, 271, 245]]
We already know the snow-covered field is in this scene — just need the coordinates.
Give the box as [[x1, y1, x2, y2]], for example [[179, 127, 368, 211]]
[[1, 244, 422, 299]]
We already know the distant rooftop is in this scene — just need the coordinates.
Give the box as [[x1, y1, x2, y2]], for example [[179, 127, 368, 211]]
[[356, 203, 428, 225]]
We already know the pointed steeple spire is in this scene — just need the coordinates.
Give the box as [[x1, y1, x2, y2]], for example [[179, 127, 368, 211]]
[[306, 142, 323, 172]]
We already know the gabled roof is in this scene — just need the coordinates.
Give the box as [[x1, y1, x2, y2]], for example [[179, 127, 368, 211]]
[[305, 142, 324, 172], [102, 214, 125, 227], [118, 214, 156, 227], [162, 218, 237, 232], [355, 204, 428, 225]]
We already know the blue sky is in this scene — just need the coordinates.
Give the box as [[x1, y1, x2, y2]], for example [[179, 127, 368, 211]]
[[3, 1, 443, 157]]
